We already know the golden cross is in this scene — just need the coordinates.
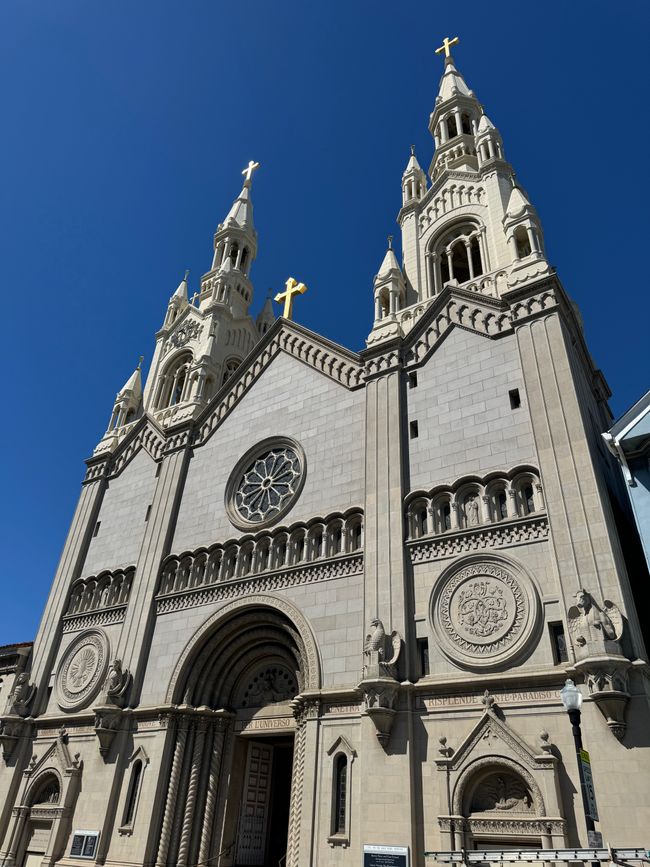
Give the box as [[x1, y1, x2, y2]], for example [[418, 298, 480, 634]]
[[435, 36, 459, 59], [242, 160, 260, 183], [274, 277, 308, 320]]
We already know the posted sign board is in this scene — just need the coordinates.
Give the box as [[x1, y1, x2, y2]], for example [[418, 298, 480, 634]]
[[363, 844, 409, 866], [580, 749, 600, 822]]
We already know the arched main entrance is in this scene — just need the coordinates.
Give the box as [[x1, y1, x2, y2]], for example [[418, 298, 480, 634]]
[[155, 596, 321, 867]]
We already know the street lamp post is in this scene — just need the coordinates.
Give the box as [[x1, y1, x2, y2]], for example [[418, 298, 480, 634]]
[[560, 679, 599, 861]]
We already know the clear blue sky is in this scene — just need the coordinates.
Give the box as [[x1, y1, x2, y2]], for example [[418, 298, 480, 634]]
[[1, 1, 648, 644]]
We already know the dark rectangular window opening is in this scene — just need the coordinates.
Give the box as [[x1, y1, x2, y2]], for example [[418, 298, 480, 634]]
[[408, 371, 418, 389], [549, 621, 568, 664], [509, 388, 521, 409], [92, 521, 101, 538], [144, 504, 152, 523], [418, 638, 430, 677], [155, 463, 162, 478], [409, 420, 419, 439]]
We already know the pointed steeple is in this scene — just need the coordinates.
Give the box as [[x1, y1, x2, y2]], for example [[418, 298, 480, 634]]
[[373, 236, 406, 323], [106, 358, 144, 432], [256, 290, 276, 337], [199, 162, 261, 316], [402, 145, 427, 207], [164, 271, 189, 328], [437, 55, 473, 103], [503, 183, 545, 264]]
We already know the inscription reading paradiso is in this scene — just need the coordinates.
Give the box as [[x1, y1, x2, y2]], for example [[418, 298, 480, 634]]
[[431, 557, 539, 670]]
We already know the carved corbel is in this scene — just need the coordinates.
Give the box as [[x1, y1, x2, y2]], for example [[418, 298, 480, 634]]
[[93, 707, 124, 759], [0, 716, 32, 762], [360, 678, 399, 747], [575, 656, 631, 741]]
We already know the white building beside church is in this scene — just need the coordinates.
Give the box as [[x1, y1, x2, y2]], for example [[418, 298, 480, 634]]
[[1, 44, 649, 867]]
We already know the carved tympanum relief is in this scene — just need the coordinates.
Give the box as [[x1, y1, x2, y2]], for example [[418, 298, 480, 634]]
[[57, 629, 110, 711], [431, 555, 540, 670], [226, 437, 307, 531], [470, 772, 534, 814], [240, 666, 297, 708]]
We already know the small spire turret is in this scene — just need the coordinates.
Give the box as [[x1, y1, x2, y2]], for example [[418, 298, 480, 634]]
[[106, 359, 143, 432], [256, 290, 276, 337], [402, 146, 427, 207]]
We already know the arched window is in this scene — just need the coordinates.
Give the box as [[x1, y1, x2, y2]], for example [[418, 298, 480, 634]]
[[158, 353, 192, 409], [495, 489, 508, 521], [334, 755, 347, 834], [522, 483, 535, 515], [442, 501, 452, 531], [434, 223, 484, 291], [447, 115, 458, 138], [229, 243, 238, 267], [222, 357, 241, 385], [350, 521, 362, 551], [122, 760, 142, 827], [514, 225, 532, 258], [461, 113, 472, 134]]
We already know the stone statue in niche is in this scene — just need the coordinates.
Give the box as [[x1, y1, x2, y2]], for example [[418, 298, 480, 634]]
[[466, 496, 480, 526], [99, 658, 131, 708], [364, 619, 402, 678], [567, 589, 623, 656], [5, 672, 35, 717]]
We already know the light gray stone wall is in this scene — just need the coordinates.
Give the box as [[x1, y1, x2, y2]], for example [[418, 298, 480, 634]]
[[172, 352, 365, 553], [406, 328, 537, 491], [82, 448, 158, 575]]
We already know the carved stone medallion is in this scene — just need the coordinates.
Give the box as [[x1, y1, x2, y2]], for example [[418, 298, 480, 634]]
[[57, 629, 110, 711], [431, 556, 540, 670]]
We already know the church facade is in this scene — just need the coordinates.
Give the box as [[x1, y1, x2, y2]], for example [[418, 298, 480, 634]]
[[1, 45, 649, 867]]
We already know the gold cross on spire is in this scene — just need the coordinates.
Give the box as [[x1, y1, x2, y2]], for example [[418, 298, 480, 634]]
[[274, 277, 308, 320], [242, 160, 260, 183], [435, 35, 459, 60]]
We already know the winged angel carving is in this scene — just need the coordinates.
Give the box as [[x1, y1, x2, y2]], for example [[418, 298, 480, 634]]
[[364, 618, 402, 678], [567, 589, 624, 652]]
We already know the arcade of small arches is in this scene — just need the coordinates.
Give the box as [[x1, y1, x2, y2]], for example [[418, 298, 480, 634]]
[[406, 468, 543, 540], [158, 509, 364, 596], [65, 568, 134, 617]]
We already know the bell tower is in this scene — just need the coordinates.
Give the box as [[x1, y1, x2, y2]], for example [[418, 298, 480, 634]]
[[369, 37, 551, 345]]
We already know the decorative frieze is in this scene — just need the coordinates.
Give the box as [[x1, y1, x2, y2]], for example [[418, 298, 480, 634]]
[[408, 515, 548, 563], [156, 553, 363, 615], [62, 605, 127, 634]]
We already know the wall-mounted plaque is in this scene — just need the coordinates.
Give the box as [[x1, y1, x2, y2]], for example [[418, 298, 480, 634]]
[[363, 844, 409, 866]]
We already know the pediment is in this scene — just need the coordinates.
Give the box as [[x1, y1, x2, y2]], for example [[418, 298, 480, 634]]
[[193, 319, 365, 447], [26, 729, 81, 779], [440, 703, 540, 773], [327, 734, 357, 759]]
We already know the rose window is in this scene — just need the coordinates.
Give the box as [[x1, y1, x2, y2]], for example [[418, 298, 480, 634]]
[[235, 448, 301, 524], [226, 438, 307, 530]]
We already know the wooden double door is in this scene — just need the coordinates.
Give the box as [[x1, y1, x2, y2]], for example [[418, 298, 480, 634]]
[[235, 737, 294, 867]]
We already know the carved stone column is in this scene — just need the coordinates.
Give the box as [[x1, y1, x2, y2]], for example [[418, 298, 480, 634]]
[[197, 716, 230, 866], [155, 716, 189, 867], [177, 717, 207, 867], [286, 699, 319, 867]]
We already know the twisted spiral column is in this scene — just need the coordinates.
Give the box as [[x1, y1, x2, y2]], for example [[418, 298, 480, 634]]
[[198, 719, 228, 866], [155, 719, 188, 867], [168, 722, 196, 863], [286, 718, 307, 867], [177, 719, 207, 867]]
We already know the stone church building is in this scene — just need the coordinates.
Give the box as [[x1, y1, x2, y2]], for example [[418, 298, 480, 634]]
[[1, 44, 649, 867]]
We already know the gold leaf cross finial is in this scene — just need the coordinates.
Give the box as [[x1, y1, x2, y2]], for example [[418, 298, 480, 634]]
[[242, 160, 260, 183], [274, 277, 308, 320], [435, 35, 459, 60]]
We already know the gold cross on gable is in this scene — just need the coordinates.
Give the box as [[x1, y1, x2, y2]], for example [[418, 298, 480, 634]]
[[435, 35, 459, 59], [274, 277, 308, 320], [242, 160, 260, 183]]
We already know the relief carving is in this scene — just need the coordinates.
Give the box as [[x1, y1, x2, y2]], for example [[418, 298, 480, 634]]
[[56, 629, 110, 712], [431, 556, 540, 670], [363, 619, 402, 678]]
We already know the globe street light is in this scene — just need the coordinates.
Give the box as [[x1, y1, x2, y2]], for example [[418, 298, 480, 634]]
[[560, 679, 599, 855]]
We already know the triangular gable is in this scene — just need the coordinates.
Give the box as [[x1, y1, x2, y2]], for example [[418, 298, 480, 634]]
[[193, 319, 365, 446], [443, 702, 540, 773]]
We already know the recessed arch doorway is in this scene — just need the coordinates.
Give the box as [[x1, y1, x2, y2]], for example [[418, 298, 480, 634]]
[[155, 595, 321, 867]]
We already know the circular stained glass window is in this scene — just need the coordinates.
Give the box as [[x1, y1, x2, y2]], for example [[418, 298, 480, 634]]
[[226, 437, 306, 530]]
